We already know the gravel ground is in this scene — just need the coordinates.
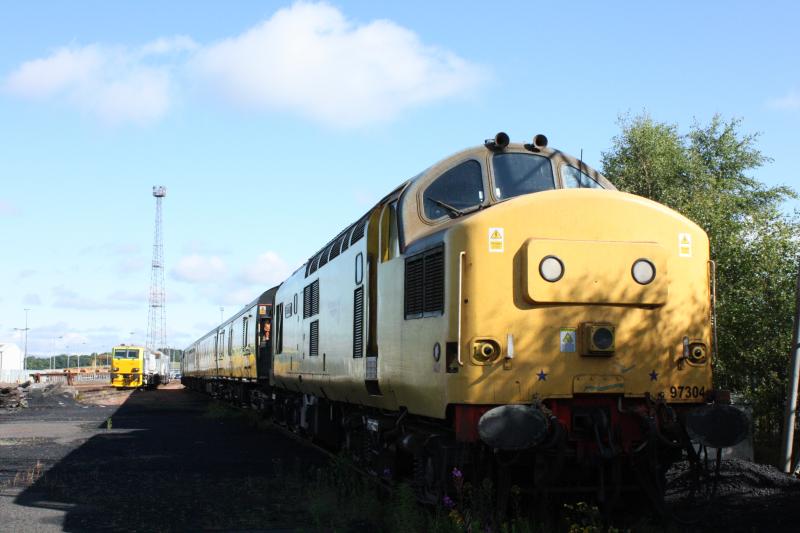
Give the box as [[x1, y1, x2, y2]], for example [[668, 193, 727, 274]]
[[1, 382, 798, 532], [689, 458, 800, 532], [0, 382, 325, 532]]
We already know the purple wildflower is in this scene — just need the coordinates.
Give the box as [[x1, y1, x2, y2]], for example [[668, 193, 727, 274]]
[[382, 467, 392, 478], [443, 495, 455, 509], [451, 467, 463, 479]]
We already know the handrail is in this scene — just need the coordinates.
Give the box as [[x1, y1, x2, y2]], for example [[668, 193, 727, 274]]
[[709, 260, 718, 363], [457, 251, 466, 366]]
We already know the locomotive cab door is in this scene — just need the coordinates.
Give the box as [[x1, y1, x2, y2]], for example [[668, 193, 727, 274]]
[[256, 304, 273, 380]]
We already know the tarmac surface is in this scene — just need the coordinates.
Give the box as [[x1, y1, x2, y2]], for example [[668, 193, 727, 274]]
[[0, 382, 324, 532]]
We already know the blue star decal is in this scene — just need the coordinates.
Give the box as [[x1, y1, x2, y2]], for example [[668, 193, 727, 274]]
[[649, 370, 658, 381], [537, 370, 547, 381]]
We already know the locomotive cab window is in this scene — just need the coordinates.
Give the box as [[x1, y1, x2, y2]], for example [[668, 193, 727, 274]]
[[492, 153, 554, 200], [423, 160, 484, 220], [562, 164, 605, 189]]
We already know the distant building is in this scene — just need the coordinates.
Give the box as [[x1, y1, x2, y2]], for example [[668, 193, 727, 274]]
[[0, 343, 23, 371]]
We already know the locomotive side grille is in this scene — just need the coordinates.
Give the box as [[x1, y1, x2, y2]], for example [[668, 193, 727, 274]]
[[351, 216, 367, 244], [303, 280, 320, 318], [311, 280, 319, 315], [309, 320, 319, 357], [303, 284, 312, 318], [341, 226, 354, 253], [405, 246, 444, 319], [329, 234, 344, 261], [353, 286, 364, 358], [423, 250, 444, 315], [319, 244, 330, 267], [405, 256, 425, 318]]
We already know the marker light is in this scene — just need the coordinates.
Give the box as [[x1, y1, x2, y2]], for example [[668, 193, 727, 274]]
[[539, 256, 564, 282], [632, 259, 656, 285]]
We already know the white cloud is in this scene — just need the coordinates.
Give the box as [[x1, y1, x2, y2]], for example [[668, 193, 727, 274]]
[[171, 254, 227, 283], [51, 286, 138, 310], [768, 89, 800, 111], [3, 36, 195, 125], [190, 1, 486, 127], [240, 251, 293, 286], [3, 4, 485, 128]]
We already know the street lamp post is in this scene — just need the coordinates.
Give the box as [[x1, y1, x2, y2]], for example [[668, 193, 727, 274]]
[[13, 326, 30, 371], [51, 336, 63, 370], [24, 309, 30, 372]]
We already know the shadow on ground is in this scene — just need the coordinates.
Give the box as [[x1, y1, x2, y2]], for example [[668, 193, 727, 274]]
[[14, 386, 325, 532]]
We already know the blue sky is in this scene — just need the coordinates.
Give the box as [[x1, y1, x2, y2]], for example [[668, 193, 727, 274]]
[[1, 1, 798, 357]]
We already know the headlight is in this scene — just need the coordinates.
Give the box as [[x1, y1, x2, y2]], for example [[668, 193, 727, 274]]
[[631, 259, 656, 285], [539, 256, 564, 282], [592, 327, 614, 351]]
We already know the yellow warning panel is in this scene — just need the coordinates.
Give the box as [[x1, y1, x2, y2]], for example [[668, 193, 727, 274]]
[[678, 232, 693, 257], [488, 227, 504, 253], [560, 328, 576, 352]]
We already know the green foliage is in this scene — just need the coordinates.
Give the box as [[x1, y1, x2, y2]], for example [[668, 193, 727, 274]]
[[24, 353, 111, 370], [602, 113, 799, 443]]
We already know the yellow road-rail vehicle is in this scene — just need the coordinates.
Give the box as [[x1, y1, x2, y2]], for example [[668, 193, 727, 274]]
[[182, 133, 747, 510], [110, 344, 170, 389]]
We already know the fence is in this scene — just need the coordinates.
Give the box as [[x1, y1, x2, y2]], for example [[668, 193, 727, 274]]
[[0, 369, 30, 383], [28, 371, 110, 385], [0, 370, 110, 386]]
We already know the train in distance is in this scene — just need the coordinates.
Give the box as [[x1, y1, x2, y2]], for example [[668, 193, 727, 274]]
[[181, 132, 748, 508], [110, 344, 170, 389]]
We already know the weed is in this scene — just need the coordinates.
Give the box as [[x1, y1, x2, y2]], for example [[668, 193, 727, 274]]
[[7, 460, 45, 488]]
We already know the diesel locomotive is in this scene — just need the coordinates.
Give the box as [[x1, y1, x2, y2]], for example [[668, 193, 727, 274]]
[[182, 133, 746, 509], [110, 344, 170, 389]]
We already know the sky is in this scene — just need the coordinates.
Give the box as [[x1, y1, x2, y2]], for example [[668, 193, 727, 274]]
[[0, 1, 798, 357]]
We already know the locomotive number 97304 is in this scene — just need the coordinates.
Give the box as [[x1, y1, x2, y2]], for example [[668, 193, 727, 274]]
[[669, 385, 706, 400]]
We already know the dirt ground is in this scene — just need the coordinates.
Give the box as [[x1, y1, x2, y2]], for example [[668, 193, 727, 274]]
[[0, 382, 324, 532]]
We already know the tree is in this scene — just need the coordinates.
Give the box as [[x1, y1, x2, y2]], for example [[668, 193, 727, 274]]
[[602, 113, 799, 450]]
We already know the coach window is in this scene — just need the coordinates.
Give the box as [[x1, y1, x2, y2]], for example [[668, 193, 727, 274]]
[[423, 160, 484, 220], [562, 164, 605, 189], [492, 153, 555, 200]]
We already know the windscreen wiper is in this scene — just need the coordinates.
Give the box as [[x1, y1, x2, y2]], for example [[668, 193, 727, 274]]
[[429, 197, 465, 218]]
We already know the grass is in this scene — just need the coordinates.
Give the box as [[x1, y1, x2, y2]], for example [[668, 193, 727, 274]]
[[4, 460, 45, 489]]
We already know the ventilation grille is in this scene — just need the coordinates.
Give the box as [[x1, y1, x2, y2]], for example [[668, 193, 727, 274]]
[[308, 254, 320, 275], [404, 256, 425, 318], [309, 320, 319, 357], [405, 247, 444, 319], [318, 245, 330, 267], [303, 280, 319, 318], [329, 233, 345, 261], [351, 216, 367, 244], [423, 250, 444, 314], [341, 226, 353, 253], [353, 286, 364, 358]]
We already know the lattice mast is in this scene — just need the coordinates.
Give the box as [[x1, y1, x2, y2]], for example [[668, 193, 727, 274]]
[[146, 186, 167, 355]]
